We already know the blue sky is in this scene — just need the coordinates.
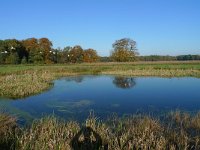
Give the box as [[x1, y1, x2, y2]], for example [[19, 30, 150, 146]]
[[0, 0, 200, 56]]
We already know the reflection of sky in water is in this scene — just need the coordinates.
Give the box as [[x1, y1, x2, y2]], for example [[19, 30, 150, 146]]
[[0, 75, 200, 123]]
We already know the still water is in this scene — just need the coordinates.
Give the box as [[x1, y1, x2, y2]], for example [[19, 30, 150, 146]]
[[0, 75, 200, 123]]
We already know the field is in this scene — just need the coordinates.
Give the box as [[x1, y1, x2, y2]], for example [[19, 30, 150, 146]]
[[1, 61, 200, 75]]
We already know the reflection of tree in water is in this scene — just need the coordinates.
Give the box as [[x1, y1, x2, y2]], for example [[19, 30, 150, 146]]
[[65, 76, 84, 83], [65, 76, 99, 83], [113, 77, 136, 89], [71, 126, 107, 150]]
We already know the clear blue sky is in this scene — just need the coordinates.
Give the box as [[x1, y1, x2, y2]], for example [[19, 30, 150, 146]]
[[1, 0, 200, 56]]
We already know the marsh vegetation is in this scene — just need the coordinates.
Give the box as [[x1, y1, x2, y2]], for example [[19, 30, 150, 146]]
[[0, 61, 200, 99], [1, 111, 200, 150], [0, 62, 200, 149]]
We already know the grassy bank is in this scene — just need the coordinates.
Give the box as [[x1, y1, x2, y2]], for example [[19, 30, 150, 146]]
[[0, 61, 200, 98], [1, 111, 200, 150]]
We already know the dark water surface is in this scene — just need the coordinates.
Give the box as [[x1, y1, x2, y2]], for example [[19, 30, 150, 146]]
[[0, 75, 200, 123]]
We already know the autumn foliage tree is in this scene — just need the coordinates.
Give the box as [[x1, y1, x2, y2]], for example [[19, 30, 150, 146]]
[[39, 38, 53, 64], [0, 38, 54, 64], [69, 45, 84, 63], [83, 49, 99, 63], [1, 38, 101, 64], [111, 38, 138, 62], [22, 38, 38, 63], [21, 38, 54, 64]]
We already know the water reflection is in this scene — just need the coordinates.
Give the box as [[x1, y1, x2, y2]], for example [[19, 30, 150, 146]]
[[65, 76, 84, 83], [1, 76, 200, 125], [113, 77, 136, 89]]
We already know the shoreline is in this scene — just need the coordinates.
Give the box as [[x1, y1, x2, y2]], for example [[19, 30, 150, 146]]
[[0, 62, 200, 99]]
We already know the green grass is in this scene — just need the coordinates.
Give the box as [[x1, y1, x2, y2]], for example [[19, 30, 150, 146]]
[[1, 111, 200, 150], [0, 61, 200, 98], [0, 61, 200, 75]]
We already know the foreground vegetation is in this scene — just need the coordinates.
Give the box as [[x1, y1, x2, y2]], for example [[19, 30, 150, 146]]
[[0, 61, 200, 99], [0, 111, 200, 150]]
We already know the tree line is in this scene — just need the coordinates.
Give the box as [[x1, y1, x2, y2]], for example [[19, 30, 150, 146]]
[[139, 55, 200, 61], [0, 37, 199, 64], [0, 38, 99, 64], [100, 55, 200, 62]]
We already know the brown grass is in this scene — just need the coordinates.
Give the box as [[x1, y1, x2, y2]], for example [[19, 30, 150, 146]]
[[1, 111, 200, 149], [0, 113, 17, 150]]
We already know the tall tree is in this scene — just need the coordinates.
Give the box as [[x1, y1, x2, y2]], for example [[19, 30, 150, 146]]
[[22, 38, 39, 63], [111, 38, 138, 62], [39, 38, 53, 64], [59, 46, 72, 63], [69, 45, 83, 63], [3, 39, 25, 64], [0, 40, 6, 64], [83, 49, 99, 63]]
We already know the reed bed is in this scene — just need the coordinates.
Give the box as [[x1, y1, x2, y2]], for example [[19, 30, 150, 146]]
[[0, 72, 55, 99], [0, 113, 17, 150], [1, 111, 200, 150], [17, 116, 80, 150]]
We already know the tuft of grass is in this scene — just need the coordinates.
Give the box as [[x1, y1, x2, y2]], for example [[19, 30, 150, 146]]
[[17, 116, 80, 150], [0, 71, 55, 99]]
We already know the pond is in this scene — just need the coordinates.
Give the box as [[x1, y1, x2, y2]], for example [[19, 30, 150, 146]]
[[0, 75, 200, 124]]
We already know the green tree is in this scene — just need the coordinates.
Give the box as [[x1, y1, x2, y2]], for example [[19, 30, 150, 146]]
[[3, 39, 25, 64], [5, 53, 19, 64], [57, 46, 72, 63], [38, 38, 53, 64], [111, 38, 138, 62], [0, 40, 6, 64], [33, 51, 44, 64]]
